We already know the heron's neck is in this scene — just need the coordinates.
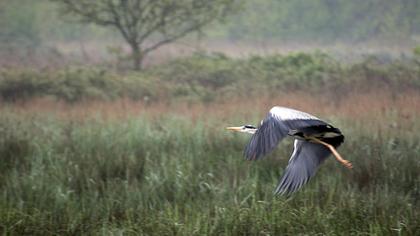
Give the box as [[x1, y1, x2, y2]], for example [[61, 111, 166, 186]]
[[247, 129, 257, 134]]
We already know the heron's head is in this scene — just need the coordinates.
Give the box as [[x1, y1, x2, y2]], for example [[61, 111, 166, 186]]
[[226, 125, 257, 134]]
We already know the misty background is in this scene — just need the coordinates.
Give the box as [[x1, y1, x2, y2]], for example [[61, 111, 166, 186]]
[[0, 1, 419, 234], [1, 0, 419, 68]]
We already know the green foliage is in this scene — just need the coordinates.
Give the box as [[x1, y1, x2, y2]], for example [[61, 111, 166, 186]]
[[0, 68, 155, 102], [1, 52, 419, 103], [0, 111, 418, 234], [152, 53, 242, 102], [244, 52, 341, 90], [151, 52, 420, 101], [414, 46, 420, 57], [50, 68, 121, 102]]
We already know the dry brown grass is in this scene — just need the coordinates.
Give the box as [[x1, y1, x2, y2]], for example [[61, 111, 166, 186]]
[[2, 88, 419, 128]]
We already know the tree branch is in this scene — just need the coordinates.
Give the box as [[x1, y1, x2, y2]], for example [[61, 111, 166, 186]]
[[51, 0, 238, 70]]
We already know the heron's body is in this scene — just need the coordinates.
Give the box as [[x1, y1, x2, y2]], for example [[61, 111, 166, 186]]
[[289, 124, 344, 147], [227, 106, 352, 195]]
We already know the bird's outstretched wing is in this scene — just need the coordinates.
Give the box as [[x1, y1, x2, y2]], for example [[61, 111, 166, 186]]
[[244, 106, 327, 160], [275, 139, 331, 195]]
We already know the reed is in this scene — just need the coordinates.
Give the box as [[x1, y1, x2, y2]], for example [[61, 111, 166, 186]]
[[0, 91, 419, 235]]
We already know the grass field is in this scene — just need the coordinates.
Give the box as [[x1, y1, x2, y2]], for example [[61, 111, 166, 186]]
[[0, 90, 419, 235]]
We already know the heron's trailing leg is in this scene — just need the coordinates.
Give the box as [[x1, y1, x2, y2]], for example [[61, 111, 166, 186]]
[[309, 137, 353, 169]]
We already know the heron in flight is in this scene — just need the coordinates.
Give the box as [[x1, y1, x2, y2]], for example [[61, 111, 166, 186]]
[[227, 106, 352, 195]]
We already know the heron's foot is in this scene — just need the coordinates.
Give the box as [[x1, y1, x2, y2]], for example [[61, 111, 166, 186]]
[[340, 159, 353, 169], [309, 137, 353, 169]]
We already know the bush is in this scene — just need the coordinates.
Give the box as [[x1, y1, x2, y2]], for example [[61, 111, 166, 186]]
[[0, 52, 419, 103], [50, 68, 120, 102], [0, 68, 158, 102], [0, 69, 51, 101]]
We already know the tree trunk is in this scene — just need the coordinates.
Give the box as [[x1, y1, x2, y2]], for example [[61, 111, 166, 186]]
[[131, 43, 143, 71]]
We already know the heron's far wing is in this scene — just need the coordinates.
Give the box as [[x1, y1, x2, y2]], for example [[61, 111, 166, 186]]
[[244, 106, 327, 160], [275, 139, 331, 195]]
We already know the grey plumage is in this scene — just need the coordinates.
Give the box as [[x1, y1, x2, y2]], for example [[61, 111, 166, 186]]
[[274, 140, 331, 195], [234, 106, 345, 195], [244, 110, 327, 161]]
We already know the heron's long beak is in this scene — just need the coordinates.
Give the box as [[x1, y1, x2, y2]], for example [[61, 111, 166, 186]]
[[226, 126, 242, 132]]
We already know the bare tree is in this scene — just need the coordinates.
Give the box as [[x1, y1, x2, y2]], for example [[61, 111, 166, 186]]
[[52, 0, 237, 70]]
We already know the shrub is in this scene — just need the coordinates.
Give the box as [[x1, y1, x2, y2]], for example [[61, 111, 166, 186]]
[[0, 69, 51, 101], [0, 52, 419, 103]]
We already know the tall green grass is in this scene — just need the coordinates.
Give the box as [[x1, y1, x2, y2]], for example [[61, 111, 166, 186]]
[[0, 109, 418, 235]]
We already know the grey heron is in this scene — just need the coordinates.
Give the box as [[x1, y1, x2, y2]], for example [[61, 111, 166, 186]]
[[227, 106, 352, 195]]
